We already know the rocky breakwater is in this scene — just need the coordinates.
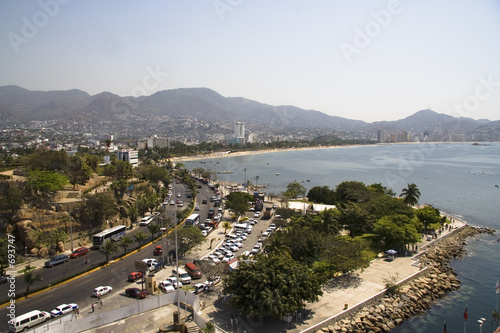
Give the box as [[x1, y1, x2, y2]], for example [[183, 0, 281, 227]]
[[316, 225, 495, 333]]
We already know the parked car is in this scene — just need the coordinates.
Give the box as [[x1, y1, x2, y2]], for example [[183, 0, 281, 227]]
[[50, 303, 78, 318], [202, 199, 208, 204], [125, 287, 147, 299], [254, 212, 261, 218], [92, 286, 112, 297], [251, 244, 262, 254], [45, 254, 69, 268], [192, 283, 207, 294], [272, 204, 278, 209], [222, 253, 235, 262], [170, 200, 175, 205], [158, 280, 175, 293], [128, 272, 143, 282], [177, 201, 184, 207], [195, 205, 200, 211], [167, 276, 183, 289], [70, 247, 89, 259]]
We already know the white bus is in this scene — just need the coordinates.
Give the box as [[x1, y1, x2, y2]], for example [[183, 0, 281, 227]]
[[92, 225, 127, 248], [234, 223, 252, 233], [185, 214, 200, 227]]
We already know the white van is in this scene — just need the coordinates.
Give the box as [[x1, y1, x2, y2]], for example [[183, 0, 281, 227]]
[[9, 310, 51, 332], [225, 233, 239, 240], [172, 268, 192, 284], [139, 216, 154, 226], [234, 223, 252, 234]]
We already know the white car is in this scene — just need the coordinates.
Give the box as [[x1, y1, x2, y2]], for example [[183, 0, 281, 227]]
[[92, 286, 112, 297], [167, 276, 183, 289], [229, 245, 239, 252], [158, 280, 175, 293], [233, 242, 243, 248], [223, 253, 235, 262], [50, 303, 78, 318], [254, 212, 261, 218], [251, 244, 262, 254]]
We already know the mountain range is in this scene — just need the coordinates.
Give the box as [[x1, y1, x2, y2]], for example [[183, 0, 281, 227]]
[[0, 85, 499, 140]]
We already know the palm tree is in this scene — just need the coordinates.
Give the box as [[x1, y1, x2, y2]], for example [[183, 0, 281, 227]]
[[120, 235, 133, 254], [222, 221, 231, 235], [24, 266, 42, 296], [100, 239, 119, 262], [400, 183, 421, 207], [147, 223, 160, 241], [135, 230, 148, 249]]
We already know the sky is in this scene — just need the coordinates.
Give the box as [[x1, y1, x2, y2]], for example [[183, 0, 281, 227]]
[[1, 0, 499, 123]]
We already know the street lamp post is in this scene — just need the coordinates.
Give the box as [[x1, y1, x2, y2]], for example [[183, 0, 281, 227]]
[[478, 318, 486, 333], [69, 216, 74, 252], [160, 217, 165, 264]]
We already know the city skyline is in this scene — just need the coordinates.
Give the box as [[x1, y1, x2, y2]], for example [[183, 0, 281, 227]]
[[1, 0, 499, 123]]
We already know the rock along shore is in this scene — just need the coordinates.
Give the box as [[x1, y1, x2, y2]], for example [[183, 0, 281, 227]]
[[315, 225, 495, 333]]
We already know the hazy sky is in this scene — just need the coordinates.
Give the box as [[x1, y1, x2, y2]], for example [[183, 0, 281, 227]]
[[1, 0, 499, 122]]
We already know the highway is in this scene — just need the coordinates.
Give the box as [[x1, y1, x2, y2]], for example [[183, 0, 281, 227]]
[[0, 179, 218, 332]]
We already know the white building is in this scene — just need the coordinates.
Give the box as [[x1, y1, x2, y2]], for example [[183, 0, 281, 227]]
[[115, 149, 139, 168]]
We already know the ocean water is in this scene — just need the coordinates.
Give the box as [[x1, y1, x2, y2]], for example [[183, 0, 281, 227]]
[[185, 143, 500, 333]]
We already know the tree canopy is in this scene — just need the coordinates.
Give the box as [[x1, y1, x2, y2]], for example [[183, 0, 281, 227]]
[[223, 254, 323, 320], [400, 183, 421, 206], [282, 182, 307, 199], [225, 191, 254, 217]]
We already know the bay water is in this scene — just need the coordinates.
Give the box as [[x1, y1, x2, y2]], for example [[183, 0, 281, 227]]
[[185, 143, 500, 333]]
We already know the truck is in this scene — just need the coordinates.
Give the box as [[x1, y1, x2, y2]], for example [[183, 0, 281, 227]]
[[263, 207, 273, 219]]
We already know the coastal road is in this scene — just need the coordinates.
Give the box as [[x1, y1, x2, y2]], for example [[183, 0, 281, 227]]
[[0, 180, 218, 332]]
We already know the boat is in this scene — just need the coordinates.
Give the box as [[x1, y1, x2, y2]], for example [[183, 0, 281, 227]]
[[217, 170, 233, 174], [275, 173, 280, 175]]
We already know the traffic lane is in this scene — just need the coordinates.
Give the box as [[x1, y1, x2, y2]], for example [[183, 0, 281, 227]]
[[0, 247, 109, 299], [0, 233, 170, 332]]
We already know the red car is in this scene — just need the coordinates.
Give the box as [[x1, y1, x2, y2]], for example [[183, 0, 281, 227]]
[[125, 287, 147, 299], [128, 272, 143, 282], [154, 246, 163, 256], [70, 247, 89, 259]]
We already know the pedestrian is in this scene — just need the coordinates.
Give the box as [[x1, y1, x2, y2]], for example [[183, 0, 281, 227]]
[[218, 290, 222, 299], [235, 317, 239, 326], [99, 299, 103, 308], [91, 303, 94, 313]]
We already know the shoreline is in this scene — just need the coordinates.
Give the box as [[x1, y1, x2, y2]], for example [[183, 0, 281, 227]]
[[304, 224, 495, 333], [172, 141, 486, 163]]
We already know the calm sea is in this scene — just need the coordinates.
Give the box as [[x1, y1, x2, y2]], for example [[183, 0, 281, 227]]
[[185, 143, 500, 333]]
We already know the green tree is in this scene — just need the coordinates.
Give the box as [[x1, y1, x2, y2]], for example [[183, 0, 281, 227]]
[[283, 182, 306, 199], [316, 237, 371, 278], [24, 266, 42, 296], [128, 206, 138, 225], [317, 208, 340, 235], [176, 226, 204, 256], [134, 230, 148, 249], [67, 154, 92, 189], [337, 202, 371, 238], [77, 193, 117, 230], [0, 184, 25, 212], [225, 191, 254, 217], [307, 186, 337, 204], [24, 149, 68, 172], [223, 254, 322, 320], [400, 183, 421, 207], [111, 179, 128, 204], [415, 205, 441, 233], [222, 221, 231, 235], [373, 215, 420, 249], [147, 223, 160, 241], [100, 239, 119, 262], [28, 170, 69, 194], [120, 235, 133, 254], [335, 181, 371, 204]]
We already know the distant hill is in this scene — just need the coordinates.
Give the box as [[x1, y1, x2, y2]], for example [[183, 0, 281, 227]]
[[0, 85, 496, 138]]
